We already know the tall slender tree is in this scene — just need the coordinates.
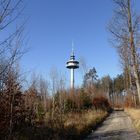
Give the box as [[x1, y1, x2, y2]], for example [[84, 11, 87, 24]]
[[108, 0, 140, 103]]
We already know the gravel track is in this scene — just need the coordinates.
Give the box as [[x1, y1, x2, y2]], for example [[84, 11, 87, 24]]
[[85, 111, 140, 140]]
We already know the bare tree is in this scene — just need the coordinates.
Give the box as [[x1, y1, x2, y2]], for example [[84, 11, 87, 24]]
[[49, 67, 59, 95], [39, 75, 49, 112], [0, 0, 26, 78], [108, 0, 140, 103], [49, 67, 59, 119], [100, 75, 112, 101]]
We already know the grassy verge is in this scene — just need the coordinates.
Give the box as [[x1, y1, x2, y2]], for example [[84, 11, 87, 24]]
[[18, 110, 108, 140], [63, 110, 108, 140], [125, 108, 140, 133]]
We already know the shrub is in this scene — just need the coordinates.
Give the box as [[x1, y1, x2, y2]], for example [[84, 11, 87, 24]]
[[80, 91, 92, 109], [93, 96, 111, 111]]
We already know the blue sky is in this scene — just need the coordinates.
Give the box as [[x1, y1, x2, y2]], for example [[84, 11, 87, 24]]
[[21, 0, 137, 86]]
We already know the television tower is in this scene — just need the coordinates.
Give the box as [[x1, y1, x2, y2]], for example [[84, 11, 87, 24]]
[[66, 46, 79, 89]]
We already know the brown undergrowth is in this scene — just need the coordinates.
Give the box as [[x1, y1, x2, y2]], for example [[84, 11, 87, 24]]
[[18, 110, 108, 140]]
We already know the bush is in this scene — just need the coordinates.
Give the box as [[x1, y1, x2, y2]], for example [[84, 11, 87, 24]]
[[64, 98, 76, 112], [93, 96, 111, 112], [80, 91, 92, 109]]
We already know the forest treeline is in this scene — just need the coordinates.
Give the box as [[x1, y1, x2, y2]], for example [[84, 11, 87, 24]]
[[0, 64, 125, 139], [0, 0, 140, 140]]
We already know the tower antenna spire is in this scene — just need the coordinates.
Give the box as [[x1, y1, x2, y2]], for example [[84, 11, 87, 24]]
[[72, 40, 74, 56]]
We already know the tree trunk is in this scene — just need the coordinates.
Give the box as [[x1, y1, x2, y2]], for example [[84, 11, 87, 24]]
[[127, 0, 140, 104]]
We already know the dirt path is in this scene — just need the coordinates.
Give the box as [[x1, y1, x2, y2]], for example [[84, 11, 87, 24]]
[[85, 111, 140, 140]]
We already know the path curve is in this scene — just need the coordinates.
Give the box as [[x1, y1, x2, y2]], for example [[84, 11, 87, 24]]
[[85, 111, 140, 140]]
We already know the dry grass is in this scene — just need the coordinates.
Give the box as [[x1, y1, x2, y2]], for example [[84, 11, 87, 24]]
[[64, 110, 107, 127], [63, 110, 108, 139], [16, 110, 108, 140], [125, 108, 140, 133]]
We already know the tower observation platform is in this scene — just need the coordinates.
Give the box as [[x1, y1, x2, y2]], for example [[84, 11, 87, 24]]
[[66, 50, 79, 89]]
